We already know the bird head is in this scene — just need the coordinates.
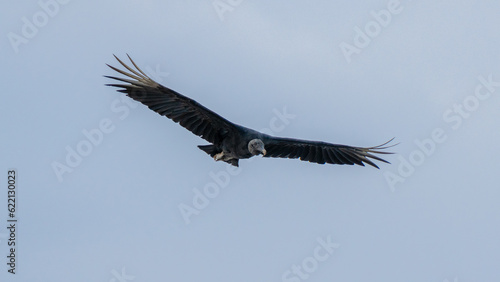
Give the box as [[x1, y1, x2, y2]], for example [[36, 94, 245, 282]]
[[248, 139, 266, 156]]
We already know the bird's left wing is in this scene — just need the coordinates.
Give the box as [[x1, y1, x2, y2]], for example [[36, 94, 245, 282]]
[[105, 55, 237, 144], [262, 136, 395, 168]]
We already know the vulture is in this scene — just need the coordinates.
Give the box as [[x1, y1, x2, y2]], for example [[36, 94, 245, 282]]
[[105, 55, 394, 168]]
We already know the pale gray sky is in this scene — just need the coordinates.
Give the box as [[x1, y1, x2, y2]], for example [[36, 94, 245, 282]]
[[1, 0, 500, 281]]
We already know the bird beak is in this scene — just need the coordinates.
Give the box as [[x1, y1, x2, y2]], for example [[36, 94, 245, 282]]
[[262, 149, 267, 156]]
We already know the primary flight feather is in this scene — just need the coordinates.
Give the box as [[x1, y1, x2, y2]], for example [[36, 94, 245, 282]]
[[105, 55, 394, 168]]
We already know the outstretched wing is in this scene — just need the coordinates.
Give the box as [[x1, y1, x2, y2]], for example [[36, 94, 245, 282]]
[[105, 55, 236, 145], [262, 136, 395, 168]]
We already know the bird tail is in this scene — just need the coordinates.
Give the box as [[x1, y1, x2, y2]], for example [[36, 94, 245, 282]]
[[198, 144, 239, 167], [197, 145, 218, 157]]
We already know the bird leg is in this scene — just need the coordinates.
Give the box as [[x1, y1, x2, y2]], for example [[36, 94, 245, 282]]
[[214, 152, 225, 161]]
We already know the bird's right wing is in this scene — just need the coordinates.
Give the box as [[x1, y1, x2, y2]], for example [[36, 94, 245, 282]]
[[262, 136, 395, 168], [105, 55, 237, 144]]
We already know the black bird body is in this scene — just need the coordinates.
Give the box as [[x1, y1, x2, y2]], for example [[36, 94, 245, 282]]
[[105, 55, 394, 168], [198, 125, 265, 166]]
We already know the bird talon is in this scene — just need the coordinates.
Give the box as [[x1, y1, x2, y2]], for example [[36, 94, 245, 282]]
[[214, 152, 224, 161]]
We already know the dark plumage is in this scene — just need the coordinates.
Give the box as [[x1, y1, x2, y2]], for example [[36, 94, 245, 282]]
[[105, 55, 395, 168]]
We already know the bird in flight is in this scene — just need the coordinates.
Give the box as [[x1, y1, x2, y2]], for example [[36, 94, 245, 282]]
[[105, 55, 394, 168]]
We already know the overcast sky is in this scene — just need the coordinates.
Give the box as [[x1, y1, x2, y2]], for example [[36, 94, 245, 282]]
[[1, 0, 500, 281]]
